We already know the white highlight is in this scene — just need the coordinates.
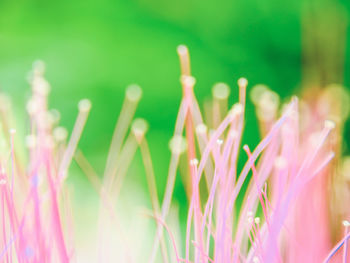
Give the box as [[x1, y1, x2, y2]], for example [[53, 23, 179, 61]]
[[26, 98, 39, 115], [343, 220, 350, 227], [196, 123, 207, 134], [212, 83, 230, 100], [132, 118, 148, 142], [177, 45, 188, 55], [238, 77, 248, 88], [190, 158, 198, 166], [181, 75, 196, 87], [247, 211, 254, 224], [78, 99, 92, 112], [250, 84, 269, 105], [254, 217, 260, 225], [54, 127, 68, 142], [229, 103, 243, 119], [169, 135, 187, 155], [33, 78, 50, 96], [324, 120, 335, 130], [126, 84, 142, 102], [216, 139, 223, 145]]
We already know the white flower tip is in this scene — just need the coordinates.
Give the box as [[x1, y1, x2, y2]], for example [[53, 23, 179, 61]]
[[212, 82, 230, 100], [177, 45, 188, 55], [324, 120, 335, 130], [181, 75, 196, 87], [169, 135, 187, 155], [78, 99, 92, 112], [126, 84, 142, 102], [234, 103, 243, 114], [228, 103, 243, 119], [343, 220, 350, 227], [247, 211, 254, 224], [196, 123, 207, 135], [53, 127, 68, 142], [254, 217, 260, 225], [250, 84, 269, 105], [216, 139, 223, 145], [190, 158, 198, 166], [132, 118, 148, 142], [255, 90, 280, 121], [238, 77, 248, 88], [9, 129, 16, 134], [32, 78, 50, 96]]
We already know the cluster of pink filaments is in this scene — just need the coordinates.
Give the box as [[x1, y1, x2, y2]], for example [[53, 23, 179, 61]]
[[0, 47, 349, 263]]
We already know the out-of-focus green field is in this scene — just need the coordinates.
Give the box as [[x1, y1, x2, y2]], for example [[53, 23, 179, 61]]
[[0, 0, 349, 215]]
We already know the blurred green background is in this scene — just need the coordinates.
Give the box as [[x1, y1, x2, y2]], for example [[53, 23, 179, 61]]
[[0, 0, 350, 222]]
